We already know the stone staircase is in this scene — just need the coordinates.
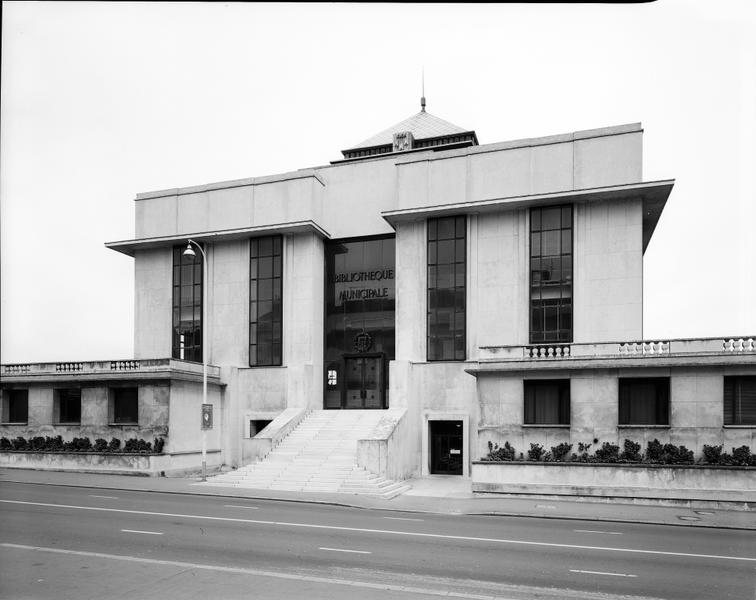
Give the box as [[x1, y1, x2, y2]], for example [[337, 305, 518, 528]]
[[206, 410, 410, 499]]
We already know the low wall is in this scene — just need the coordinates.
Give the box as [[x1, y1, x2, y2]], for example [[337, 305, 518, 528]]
[[357, 408, 413, 480], [241, 407, 307, 465], [472, 461, 756, 503], [0, 450, 222, 476]]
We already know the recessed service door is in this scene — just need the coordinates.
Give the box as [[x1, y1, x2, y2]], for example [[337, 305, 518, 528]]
[[430, 420, 463, 475]]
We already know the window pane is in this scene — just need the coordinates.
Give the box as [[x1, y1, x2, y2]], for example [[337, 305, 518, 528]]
[[427, 216, 466, 361], [530, 205, 572, 344]]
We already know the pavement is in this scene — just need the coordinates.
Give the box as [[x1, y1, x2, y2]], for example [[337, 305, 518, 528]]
[[1, 467, 753, 530]]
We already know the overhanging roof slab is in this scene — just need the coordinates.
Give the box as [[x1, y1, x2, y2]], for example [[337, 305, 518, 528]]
[[106, 220, 330, 257], [382, 179, 674, 253]]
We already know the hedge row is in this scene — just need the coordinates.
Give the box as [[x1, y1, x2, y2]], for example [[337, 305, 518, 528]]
[[0, 435, 165, 454], [482, 439, 756, 466]]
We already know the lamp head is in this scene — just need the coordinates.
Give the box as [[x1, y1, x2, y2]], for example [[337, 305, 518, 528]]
[[183, 242, 196, 258]]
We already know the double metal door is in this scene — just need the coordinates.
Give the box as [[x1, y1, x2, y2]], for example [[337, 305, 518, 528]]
[[343, 354, 384, 409]]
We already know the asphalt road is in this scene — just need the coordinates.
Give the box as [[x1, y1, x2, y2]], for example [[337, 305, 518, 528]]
[[0, 481, 754, 600]]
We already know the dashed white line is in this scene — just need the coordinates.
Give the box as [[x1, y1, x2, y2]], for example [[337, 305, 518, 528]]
[[121, 529, 163, 535], [89, 495, 118, 499], [319, 547, 371, 554], [383, 516, 424, 522], [570, 569, 637, 578], [224, 505, 259, 510], [574, 530, 623, 535], [0, 544, 513, 599], [3, 499, 754, 563]]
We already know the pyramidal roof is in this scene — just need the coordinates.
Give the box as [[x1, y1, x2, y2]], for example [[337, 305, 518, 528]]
[[350, 109, 470, 150]]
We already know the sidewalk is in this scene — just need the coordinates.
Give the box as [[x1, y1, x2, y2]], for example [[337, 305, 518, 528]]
[[1, 467, 754, 530]]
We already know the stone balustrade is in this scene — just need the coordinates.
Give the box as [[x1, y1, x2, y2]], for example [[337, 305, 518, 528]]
[[1, 358, 221, 379], [479, 335, 756, 362]]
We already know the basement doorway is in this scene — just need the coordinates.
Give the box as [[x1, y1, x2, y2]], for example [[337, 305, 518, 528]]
[[429, 420, 463, 475]]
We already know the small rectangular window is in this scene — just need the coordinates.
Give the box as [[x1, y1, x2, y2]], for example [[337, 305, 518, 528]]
[[56, 389, 81, 424], [112, 388, 138, 424], [618, 378, 669, 425], [2, 389, 29, 424], [524, 380, 570, 425], [724, 376, 756, 425], [250, 419, 273, 437]]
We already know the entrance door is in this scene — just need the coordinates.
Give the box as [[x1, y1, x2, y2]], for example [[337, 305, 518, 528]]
[[430, 421, 463, 475], [343, 355, 384, 409]]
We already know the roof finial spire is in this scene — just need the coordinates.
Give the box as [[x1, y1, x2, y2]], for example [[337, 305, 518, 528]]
[[421, 67, 426, 112]]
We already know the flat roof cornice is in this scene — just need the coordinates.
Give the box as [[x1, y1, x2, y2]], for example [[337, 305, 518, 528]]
[[135, 169, 325, 202], [381, 179, 674, 253], [105, 220, 330, 257]]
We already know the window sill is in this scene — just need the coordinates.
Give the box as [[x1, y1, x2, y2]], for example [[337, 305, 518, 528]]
[[108, 423, 139, 426], [0, 422, 28, 426], [522, 424, 570, 428], [246, 364, 286, 369], [55, 422, 81, 426], [618, 425, 670, 428], [723, 425, 756, 429]]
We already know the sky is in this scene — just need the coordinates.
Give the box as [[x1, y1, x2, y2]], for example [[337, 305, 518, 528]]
[[1, 1, 755, 363]]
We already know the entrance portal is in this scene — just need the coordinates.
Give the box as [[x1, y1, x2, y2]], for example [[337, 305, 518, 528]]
[[429, 421, 463, 475], [324, 236, 395, 409]]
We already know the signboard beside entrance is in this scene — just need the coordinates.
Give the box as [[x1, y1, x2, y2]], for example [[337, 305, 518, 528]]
[[201, 403, 213, 430]]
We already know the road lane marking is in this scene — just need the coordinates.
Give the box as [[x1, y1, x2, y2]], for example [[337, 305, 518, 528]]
[[319, 547, 372, 554], [535, 504, 556, 509], [570, 569, 637, 578], [121, 529, 163, 535], [574, 530, 623, 535], [2, 499, 754, 563], [0, 543, 512, 600], [384, 517, 424, 522], [224, 505, 259, 509], [89, 495, 118, 499]]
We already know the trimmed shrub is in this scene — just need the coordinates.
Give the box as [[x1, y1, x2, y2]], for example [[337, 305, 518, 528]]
[[662, 443, 694, 465], [702, 444, 725, 465], [108, 438, 121, 452], [527, 443, 546, 461], [595, 442, 620, 463], [12, 437, 28, 451], [123, 438, 138, 453], [483, 441, 516, 461], [730, 446, 752, 467], [571, 442, 593, 463], [93, 438, 108, 452], [645, 439, 664, 463], [153, 437, 165, 454], [0, 437, 11, 450], [30, 436, 46, 451], [550, 442, 572, 462], [620, 439, 642, 462]]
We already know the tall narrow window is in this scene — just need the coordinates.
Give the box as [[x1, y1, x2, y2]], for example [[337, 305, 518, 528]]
[[427, 216, 466, 361], [724, 376, 756, 425], [530, 205, 572, 343], [250, 236, 282, 366], [172, 245, 203, 362]]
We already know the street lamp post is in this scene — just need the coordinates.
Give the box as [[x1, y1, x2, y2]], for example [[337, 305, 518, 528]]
[[183, 239, 208, 482]]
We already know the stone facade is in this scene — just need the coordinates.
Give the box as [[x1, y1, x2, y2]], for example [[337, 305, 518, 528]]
[[3, 115, 755, 479]]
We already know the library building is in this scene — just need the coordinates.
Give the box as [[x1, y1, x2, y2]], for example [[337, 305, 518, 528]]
[[2, 99, 754, 495]]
